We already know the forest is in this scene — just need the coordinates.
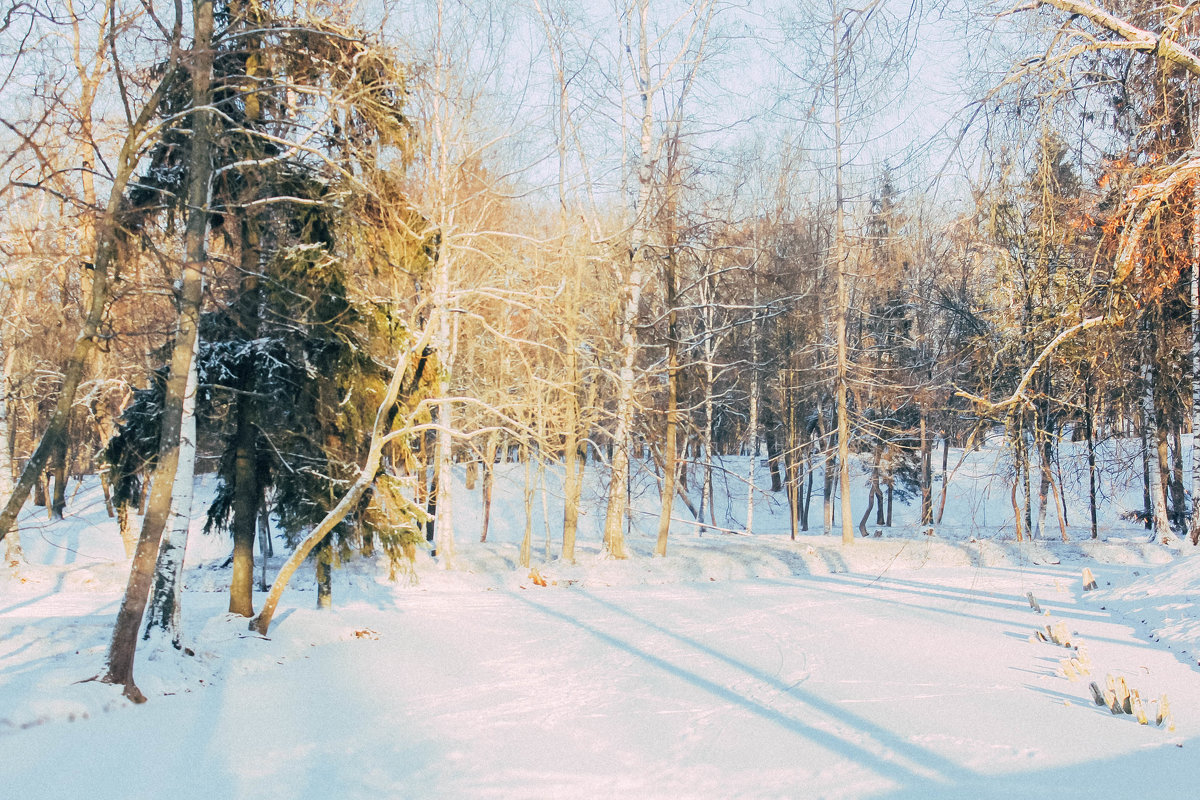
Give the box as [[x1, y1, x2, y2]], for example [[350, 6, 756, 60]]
[[3, 0, 1200, 716]]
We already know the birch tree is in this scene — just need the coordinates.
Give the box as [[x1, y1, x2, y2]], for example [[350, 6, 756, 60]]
[[598, 0, 715, 558], [99, 0, 213, 703]]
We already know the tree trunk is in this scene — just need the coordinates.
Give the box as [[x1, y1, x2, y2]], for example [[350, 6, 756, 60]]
[[99, 1, 213, 702], [920, 408, 932, 528], [1036, 430, 1051, 539], [1021, 421, 1032, 534], [258, 497, 272, 591], [561, 366, 592, 563], [603, 0, 657, 560], [767, 425, 784, 493], [700, 297, 716, 534], [1010, 414, 1024, 542], [874, 447, 885, 526], [48, 437, 68, 520], [858, 472, 876, 538], [832, 15, 853, 547], [1171, 424, 1186, 529], [539, 456, 552, 563], [520, 446, 533, 569], [228, 154, 264, 616], [784, 396, 799, 541], [425, 454, 438, 555], [481, 431, 497, 543], [1192, 174, 1200, 545], [802, 440, 814, 532], [0, 343, 21, 566], [1054, 435, 1070, 528], [745, 331, 759, 536], [1048, 460, 1068, 542], [1156, 413, 1173, 532], [228, 383, 258, 616], [432, 354, 455, 564], [99, 469, 115, 518], [655, 263, 680, 556], [1084, 364, 1099, 539], [315, 535, 332, 610], [142, 348, 199, 650], [1144, 328, 1172, 543], [117, 504, 135, 559], [820, 402, 834, 534], [935, 432, 949, 525], [861, 447, 881, 537], [1141, 406, 1153, 530]]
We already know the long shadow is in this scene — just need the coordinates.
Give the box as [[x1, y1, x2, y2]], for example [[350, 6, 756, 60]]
[[508, 588, 978, 792], [756, 573, 1164, 655], [0, 568, 74, 616], [0, 630, 46, 678], [812, 567, 1107, 621], [817, 548, 850, 574], [874, 734, 1200, 800], [846, 573, 1111, 627]]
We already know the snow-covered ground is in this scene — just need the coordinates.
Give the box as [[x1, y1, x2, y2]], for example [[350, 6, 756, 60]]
[[3, 443, 1199, 798]]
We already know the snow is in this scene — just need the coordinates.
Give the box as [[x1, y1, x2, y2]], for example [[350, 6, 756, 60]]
[[3, 443, 1200, 798]]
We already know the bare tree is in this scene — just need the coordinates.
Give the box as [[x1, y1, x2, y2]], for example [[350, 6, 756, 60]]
[[0, 0, 186, 549]]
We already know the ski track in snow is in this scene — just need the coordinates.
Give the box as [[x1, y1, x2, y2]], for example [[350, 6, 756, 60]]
[[3, 457, 1200, 799]]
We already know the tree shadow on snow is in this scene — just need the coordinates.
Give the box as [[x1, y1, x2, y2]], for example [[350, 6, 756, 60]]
[[507, 586, 979, 793], [757, 573, 1165, 657], [873, 734, 1200, 800]]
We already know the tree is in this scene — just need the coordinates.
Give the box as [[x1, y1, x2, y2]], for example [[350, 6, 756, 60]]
[[0, 0, 186, 549], [994, 0, 1200, 543], [249, 334, 435, 636], [99, 0, 214, 702]]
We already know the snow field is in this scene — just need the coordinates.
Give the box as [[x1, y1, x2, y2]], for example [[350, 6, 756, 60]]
[[2, 446, 1200, 798]]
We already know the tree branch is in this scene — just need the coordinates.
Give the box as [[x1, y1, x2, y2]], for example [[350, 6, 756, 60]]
[[1029, 0, 1200, 78]]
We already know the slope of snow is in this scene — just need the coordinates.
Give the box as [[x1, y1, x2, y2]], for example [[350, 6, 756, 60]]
[[3, 446, 1199, 798]]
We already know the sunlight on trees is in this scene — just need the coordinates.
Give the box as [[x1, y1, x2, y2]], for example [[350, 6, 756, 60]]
[[3, 0, 1200, 702]]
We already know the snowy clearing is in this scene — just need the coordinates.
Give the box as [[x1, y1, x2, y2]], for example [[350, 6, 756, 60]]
[[3, 452, 1200, 799]]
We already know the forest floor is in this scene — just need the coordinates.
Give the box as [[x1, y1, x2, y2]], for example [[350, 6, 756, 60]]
[[3, 447, 1200, 798]]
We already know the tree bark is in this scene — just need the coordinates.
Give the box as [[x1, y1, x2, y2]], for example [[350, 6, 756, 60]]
[[1141, 403, 1153, 530], [858, 469, 876, 538], [1084, 363, 1099, 539], [315, 535, 332, 609], [655, 239, 680, 556], [1143, 325, 1172, 543], [745, 301, 759, 536], [1192, 176, 1200, 544], [920, 408, 932, 528], [48, 437, 68, 520], [700, 275, 717, 535], [1171, 423, 1186, 529], [481, 431, 497, 544], [833, 20, 853, 546], [99, 0, 212, 702], [228, 47, 266, 611], [1009, 414, 1024, 542], [520, 446, 533, 569], [142, 346, 198, 649], [0, 342, 21, 566], [784, 389, 799, 540], [228, 220, 261, 616]]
